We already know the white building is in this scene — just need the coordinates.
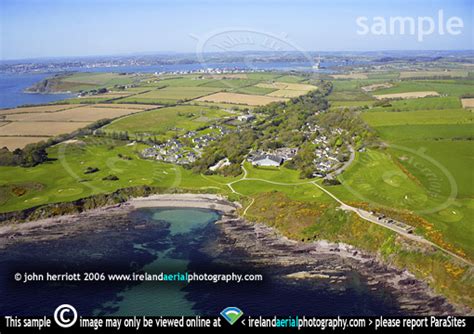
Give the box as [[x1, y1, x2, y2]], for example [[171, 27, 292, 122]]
[[237, 114, 256, 122], [251, 155, 283, 167]]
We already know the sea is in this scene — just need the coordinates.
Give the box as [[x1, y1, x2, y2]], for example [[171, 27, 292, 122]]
[[0, 60, 343, 109], [0, 207, 403, 316]]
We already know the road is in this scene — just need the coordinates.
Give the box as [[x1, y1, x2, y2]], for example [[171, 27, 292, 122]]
[[325, 145, 355, 179]]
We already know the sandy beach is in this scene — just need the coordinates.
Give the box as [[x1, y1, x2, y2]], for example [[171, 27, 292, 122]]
[[129, 194, 240, 213]]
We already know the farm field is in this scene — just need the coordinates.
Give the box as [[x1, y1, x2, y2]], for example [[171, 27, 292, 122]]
[[371, 80, 474, 97], [399, 71, 469, 79], [461, 98, 474, 108], [116, 86, 222, 104], [0, 121, 90, 137], [268, 89, 310, 98], [60, 72, 141, 87], [82, 92, 132, 99], [361, 83, 393, 92], [330, 73, 368, 79], [197, 92, 288, 106], [199, 79, 260, 89], [255, 82, 315, 90], [373, 91, 440, 99], [0, 104, 158, 149], [232, 85, 277, 95], [27, 72, 148, 93], [185, 101, 255, 110], [91, 103, 159, 109], [105, 105, 229, 137], [361, 109, 473, 126], [369, 96, 462, 112], [3, 106, 152, 122], [328, 80, 376, 101], [0, 137, 51, 150], [0, 104, 79, 115], [330, 100, 374, 109], [275, 74, 309, 83]]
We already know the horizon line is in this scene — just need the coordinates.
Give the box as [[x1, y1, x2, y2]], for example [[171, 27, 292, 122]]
[[2, 49, 474, 63]]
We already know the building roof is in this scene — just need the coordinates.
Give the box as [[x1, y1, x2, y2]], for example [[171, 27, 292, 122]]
[[252, 154, 283, 164]]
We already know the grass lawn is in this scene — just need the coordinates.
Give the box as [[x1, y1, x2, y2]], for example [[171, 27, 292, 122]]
[[340, 96, 474, 259], [232, 180, 329, 202], [243, 162, 303, 183], [330, 149, 474, 259], [0, 138, 240, 213]]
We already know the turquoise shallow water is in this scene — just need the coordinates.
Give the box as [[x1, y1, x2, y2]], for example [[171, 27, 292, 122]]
[[96, 208, 220, 316], [0, 207, 402, 316]]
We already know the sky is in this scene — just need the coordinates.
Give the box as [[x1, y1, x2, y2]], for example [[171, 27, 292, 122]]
[[0, 0, 472, 60]]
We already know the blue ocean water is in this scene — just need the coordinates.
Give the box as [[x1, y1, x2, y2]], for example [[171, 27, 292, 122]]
[[0, 208, 402, 317], [0, 73, 72, 109]]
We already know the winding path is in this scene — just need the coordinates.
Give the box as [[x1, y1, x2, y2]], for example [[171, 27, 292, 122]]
[[223, 163, 472, 267]]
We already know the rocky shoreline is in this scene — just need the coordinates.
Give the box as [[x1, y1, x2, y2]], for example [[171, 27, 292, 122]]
[[0, 193, 471, 315], [214, 216, 472, 316]]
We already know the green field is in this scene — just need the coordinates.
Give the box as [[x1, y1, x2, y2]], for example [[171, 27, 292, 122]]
[[105, 105, 229, 137], [116, 86, 222, 104], [232, 85, 277, 95], [199, 79, 260, 89], [361, 109, 473, 126], [0, 138, 238, 213], [233, 180, 327, 202], [369, 96, 462, 112], [61, 72, 141, 88], [275, 74, 308, 83], [244, 72, 284, 80], [330, 100, 374, 108], [372, 80, 474, 97], [328, 80, 376, 101]]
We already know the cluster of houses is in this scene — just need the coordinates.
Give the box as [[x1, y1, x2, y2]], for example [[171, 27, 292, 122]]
[[304, 124, 348, 177], [312, 133, 343, 176], [153, 68, 266, 76], [141, 125, 231, 165], [142, 138, 198, 165]]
